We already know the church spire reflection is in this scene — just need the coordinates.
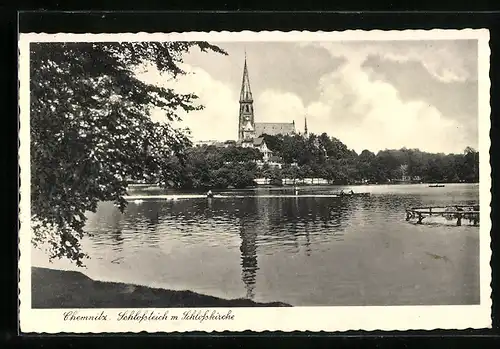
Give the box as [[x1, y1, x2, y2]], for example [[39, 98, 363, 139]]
[[239, 220, 259, 300]]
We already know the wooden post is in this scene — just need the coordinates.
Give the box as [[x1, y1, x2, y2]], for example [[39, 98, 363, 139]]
[[417, 213, 424, 224], [406, 205, 478, 227], [473, 213, 479, 225]]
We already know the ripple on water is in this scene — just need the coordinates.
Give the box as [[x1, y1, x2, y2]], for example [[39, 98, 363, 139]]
[[67, 184, 481, 306]]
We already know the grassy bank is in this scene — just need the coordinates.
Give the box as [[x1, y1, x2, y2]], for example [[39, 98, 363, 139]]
[[32, 267, 290, 308]]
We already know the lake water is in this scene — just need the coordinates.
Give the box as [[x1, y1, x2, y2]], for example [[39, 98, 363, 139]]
[[32, 183, 480, 306]]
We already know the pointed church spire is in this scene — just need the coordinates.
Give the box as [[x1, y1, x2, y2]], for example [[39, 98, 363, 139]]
[[304, 115, 308, 137], [238, 53, 255, 141], [240, 53, 253, 102]]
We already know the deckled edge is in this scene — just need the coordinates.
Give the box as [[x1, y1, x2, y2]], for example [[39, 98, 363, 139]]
[[18, 28, 490, 42], [18, 28, 26, 335], [17, 28, 22, 335], [484, 29, 493, 329]]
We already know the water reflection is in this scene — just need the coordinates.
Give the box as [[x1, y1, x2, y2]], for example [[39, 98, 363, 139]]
[[231, 194, 357, 299], [239, 219, 259, 299], [77, 184, 480, 305]]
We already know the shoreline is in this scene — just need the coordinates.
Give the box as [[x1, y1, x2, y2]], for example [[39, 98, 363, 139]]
[[31, 267, 291, 308], [128, 182, 479, 190]]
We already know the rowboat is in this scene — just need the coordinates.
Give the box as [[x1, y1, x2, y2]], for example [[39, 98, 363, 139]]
[[336, 192, 370, 197]]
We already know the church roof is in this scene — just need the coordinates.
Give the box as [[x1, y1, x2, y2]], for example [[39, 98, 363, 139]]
[[253, 137, 265, 146], [254, 122, 296, 137], [237, 139, 253, 145]]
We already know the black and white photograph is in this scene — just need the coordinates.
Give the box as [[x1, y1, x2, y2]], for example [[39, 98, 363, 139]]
[[18, 30, 491, 332]]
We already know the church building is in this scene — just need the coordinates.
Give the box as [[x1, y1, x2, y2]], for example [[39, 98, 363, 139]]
[[237, 55, 297, 146], [195, 56, 307, 164]]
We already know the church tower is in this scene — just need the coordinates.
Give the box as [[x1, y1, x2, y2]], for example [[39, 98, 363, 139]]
[[238, 54, 255, 141]]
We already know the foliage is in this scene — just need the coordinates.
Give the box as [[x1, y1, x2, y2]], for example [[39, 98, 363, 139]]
[[247, 133, 478, 185], [30, 42, 226, 265], [166, 146, 261, 189], [165, 133, 479, 191]]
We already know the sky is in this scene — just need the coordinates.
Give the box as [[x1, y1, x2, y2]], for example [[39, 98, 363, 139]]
[[138, 40, 478, 154]]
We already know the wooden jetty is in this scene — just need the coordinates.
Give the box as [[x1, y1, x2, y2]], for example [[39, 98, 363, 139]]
[[405, 204, 480, 226]]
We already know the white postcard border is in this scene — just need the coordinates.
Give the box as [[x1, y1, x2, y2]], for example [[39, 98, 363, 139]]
[[18, 29, 492, 333]]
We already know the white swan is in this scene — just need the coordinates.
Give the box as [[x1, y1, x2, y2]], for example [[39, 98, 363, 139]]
[[133, 199, 144, 204]]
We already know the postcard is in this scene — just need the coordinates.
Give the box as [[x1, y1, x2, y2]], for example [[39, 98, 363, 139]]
[[18, 29, 491, 333]]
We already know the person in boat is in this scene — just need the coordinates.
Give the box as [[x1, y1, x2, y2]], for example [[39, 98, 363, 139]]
[[206, 189, 214, 198]]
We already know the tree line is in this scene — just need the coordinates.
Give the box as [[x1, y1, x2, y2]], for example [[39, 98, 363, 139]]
[[260, 133, 479, 185], [156, 146, 262, 189], [155, 133, 479, 189]]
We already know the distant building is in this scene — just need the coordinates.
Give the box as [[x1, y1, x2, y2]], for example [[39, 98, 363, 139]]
[[398, 175, 422, 183], [193, 140, 217, 147], [237, 136, 272, 162], [193, 140, 230, 148], [252, 137, 272, 162]]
